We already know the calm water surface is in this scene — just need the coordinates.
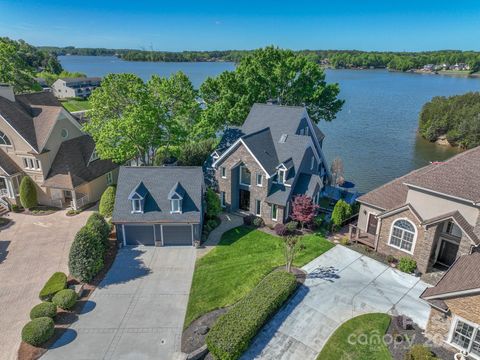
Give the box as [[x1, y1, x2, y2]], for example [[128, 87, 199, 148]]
[[60, 56, 479, 192]]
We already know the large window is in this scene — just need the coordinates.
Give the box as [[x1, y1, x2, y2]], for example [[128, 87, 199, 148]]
[[444, 221, 462, 238], [450, 318, 480, 357], [239, 165, 251, 186], [388, 219, 416, 253], [22, 157, 41, 171], [255, 199, 261, 216], [271, 204, 278, 221], [0, 131, 11, 146]]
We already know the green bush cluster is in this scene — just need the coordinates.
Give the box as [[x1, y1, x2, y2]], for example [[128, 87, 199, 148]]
[[39, 272, 67, 301], [252, 217, 264, 228], [21, 317, 55, 346], [69, 215, 108, 282], [398, 257, 417, 274], [99, 185, 116, 217], [30, 302, 57, 320], [52, 289, 77, 310], [206, 271, 297, 360], [19, 176, 37, 210], [404, 344, 437, 359], [206, 188, 222, 220], [331, 200, 352, 228], [86, 212, 111, 249]]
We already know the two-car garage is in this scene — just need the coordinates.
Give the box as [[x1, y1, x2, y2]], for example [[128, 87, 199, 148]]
[[120, 224, 196, 246]]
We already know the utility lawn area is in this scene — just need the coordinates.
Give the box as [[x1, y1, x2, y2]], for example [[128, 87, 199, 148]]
[[185, 226, 334, 327], [317, 313, 392, 360], [61, 99, 91, 112]]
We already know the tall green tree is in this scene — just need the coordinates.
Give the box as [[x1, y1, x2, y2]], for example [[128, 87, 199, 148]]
[[197, 46, 344, 136]]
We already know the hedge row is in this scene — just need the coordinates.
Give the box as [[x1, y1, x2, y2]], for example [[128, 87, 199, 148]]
[[69, 212, 110, 283], [21, 317, 55, 346], [206, 271, 297, 360], [39, 272, 67, 301], [99, 185, 116, 218]]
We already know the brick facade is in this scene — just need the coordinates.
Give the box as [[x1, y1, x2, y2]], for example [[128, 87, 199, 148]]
[[214, 142, 285, 226], [446, 294, 480, 325], [425, 307, 453, 345]]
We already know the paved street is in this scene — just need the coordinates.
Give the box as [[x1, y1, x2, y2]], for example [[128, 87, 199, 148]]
[[0, 210, 94, 360], [242, 246, 431, 360], [43, 246, 196, 360]]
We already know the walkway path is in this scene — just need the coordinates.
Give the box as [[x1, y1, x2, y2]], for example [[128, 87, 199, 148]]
[[242, 246, 431, 360], [196, 213, 243, 258]]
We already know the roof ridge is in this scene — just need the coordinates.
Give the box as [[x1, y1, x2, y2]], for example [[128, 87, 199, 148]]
[[241, 126, 271, 139], [252, 103, 306, 110]]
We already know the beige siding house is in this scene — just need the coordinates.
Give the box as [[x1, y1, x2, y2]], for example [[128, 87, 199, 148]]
[[51, 77, 101, 99], [0, 85, 118, 210], [352, 147, 480, 275]]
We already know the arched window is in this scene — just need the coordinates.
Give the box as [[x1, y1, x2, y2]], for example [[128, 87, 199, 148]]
[[389, 219, 416, 252], [0, 131, 11, 146]]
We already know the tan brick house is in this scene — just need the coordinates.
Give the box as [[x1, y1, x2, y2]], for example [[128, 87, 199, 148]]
[[0, 85, 118, 210], [210, 103, 330, 226], [352, 147, 480, 275], [420, 252, 480, 357]]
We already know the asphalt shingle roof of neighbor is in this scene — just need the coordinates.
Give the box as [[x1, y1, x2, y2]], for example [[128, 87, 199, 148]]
[[43, 135, 118, 189], [0, 92, 65, 153], [112, 166, 204, 224], [420, 252, 480, 299], [0, 149, 22, 176]]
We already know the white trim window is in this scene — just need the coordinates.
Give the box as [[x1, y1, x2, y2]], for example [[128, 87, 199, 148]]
[[22, 157, 41, 171], [388, 219, 416, 253], [255, 199, 261, 216], [444, 221, 462, 238], [221, 167, 227, 179], [239, 165, 251, 186], [171, 199, 181, 213], [132, 199, 142, 213], [220, 191, 226, 208], [256, 173, 263, 187], [278, 169, 286, 184], [449, 317, 480, 357], [0, 131, 12, 146], [310, 156, 315, 170], [271, 204, 278, 221], [106, 172, 113, 185]]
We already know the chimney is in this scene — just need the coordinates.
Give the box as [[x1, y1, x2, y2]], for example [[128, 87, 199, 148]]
[[0, 84, 15, 102]]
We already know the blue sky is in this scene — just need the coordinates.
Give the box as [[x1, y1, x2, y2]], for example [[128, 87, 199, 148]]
[[1, 0, 479, 51]]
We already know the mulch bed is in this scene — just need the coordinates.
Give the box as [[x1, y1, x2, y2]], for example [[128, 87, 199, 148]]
[[17, 236, 118, 360], [181, 266, 306, 358], [386, 316, 455, 360], [22, 206, 61, 216]]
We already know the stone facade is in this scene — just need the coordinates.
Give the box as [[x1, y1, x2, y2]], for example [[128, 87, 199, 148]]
[[214, 142, 285, 226], [425, 307, 453, 346], [446, 294, 480, 325]]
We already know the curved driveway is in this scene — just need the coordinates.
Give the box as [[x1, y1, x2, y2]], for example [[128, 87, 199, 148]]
[[242, 246, 431, 360]]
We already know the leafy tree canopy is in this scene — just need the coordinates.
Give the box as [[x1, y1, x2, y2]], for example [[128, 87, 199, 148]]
[[197, 46, 344, 137]]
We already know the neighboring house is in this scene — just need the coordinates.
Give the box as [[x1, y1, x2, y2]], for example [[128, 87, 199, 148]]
[[111, 166, 204, 246], [51, 77, 101, 99], [0, 85, 118, 210], [352, 147, 480, 275], [420, 252, 480, 357], [210, 103, 330, 226]]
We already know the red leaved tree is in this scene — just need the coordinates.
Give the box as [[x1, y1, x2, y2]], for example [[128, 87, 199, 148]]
[[291, 195, 319, 229]]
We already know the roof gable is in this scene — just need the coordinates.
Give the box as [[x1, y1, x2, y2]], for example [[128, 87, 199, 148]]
[[168, 182, 186, 200], [129, 182, 149, 200]]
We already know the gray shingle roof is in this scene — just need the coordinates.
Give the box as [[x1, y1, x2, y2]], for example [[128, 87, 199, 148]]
[[420, 252, 480, 299], [43, 135, 118, 189], [0, 149, 22, 176], [293, 173, 323, 198], [241, 128, 279, 175], [112, 166, 204, 224]]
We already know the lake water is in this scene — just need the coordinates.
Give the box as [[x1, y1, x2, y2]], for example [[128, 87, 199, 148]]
[[60, 56, 479, 193]]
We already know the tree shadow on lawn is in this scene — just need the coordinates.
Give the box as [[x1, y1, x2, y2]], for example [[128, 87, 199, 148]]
[[97, 247, 152, 288], [216, 226, 255, 247], [242, 284, 310, 359], [307, 266, 341, 282]]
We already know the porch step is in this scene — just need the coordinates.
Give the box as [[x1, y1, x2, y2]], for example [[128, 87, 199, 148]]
[[0, 206, 9, 216]]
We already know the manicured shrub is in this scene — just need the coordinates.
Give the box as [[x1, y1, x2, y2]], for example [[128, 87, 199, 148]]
[[252, 217, 264, 228], [86, 212, 111, 250], [274, 223, 287, 236], [404, 344, 437, 359], [30, 302, 57, 320], [69, 226, 104, 282], [206, 271, 297, 360], [285, 221, 298, 233], [52, 289, 77, 310], [39, 272, 67, 301], [398, 257, 417, 274], [19, 176, 37, 210], [243, 214, 256, 226], [206, 188, 222, 219], [313, 216, 323, 229], [21, 317, 55, 346], [331, 200, 352, 227], [99, 185, 116, 217]]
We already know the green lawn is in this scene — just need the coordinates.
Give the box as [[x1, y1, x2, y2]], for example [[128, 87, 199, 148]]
[[317, 313, 392, 360], [61, 99, 91, 112], [184, 226, 334, 327]]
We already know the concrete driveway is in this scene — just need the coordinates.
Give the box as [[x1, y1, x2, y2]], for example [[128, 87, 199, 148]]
[[0, 209, 94, 360], [43, 245, 196, 360], [242, 246, 431, 360]]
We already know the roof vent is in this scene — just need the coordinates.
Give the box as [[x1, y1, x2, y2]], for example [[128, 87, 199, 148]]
[[279, 134, 288, 143]]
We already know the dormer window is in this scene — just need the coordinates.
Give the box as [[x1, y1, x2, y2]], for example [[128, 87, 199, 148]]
[[168, 182, 185, 214], [128, 181, 148, 214], [171, 199, 181, 213], [278, 169, 286, 184], [132, 199, 142, 213]]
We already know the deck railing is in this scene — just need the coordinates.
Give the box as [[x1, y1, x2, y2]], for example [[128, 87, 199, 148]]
[[349, 224, 376, 248]]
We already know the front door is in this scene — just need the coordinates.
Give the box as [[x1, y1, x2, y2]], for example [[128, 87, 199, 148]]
[[64, 190, 73, 205], [436, 238, 459, 267], [367, 214, 378, 236], [239, 189, 250, 211]]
